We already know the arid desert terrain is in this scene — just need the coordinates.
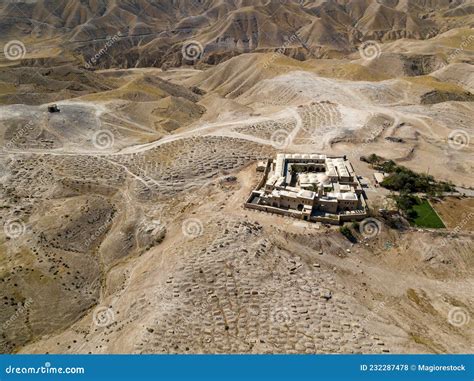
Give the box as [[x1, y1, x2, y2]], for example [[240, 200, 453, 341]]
[[0, 0, 473, 354]]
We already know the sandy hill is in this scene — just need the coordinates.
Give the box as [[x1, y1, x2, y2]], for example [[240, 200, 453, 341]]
[[0, 64, 118, 105], [431, 63, 474, 92], [185, 53, 394, 98], [186, 51, 473, 99], [1, 0, 472, 68]]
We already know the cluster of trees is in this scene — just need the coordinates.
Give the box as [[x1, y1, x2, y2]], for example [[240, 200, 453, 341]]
[[289, 164, 325, 173], [339, 222, 360, 242], [363, 154, 455, 195], [381, 166, 454, 195], [393, 192, 419, 219], [339, 225, 356, 242]]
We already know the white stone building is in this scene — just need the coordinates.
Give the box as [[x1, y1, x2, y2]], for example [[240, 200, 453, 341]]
[[245, 154, 368, 223]]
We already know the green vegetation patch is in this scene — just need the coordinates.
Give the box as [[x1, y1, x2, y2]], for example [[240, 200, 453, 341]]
[[411, 199, 445, 228], [362, 154, 455, 195], [339, 225, 357, 242], [393, 194, 445, 228]]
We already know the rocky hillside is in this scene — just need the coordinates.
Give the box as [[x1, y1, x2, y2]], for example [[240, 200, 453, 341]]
[[0, 0, 472, 68]]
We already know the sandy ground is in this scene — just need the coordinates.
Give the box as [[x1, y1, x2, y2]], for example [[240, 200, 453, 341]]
[[1, 50, 473, 354], [432, 197, 474, 231], [13, 164, 473, 354]]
